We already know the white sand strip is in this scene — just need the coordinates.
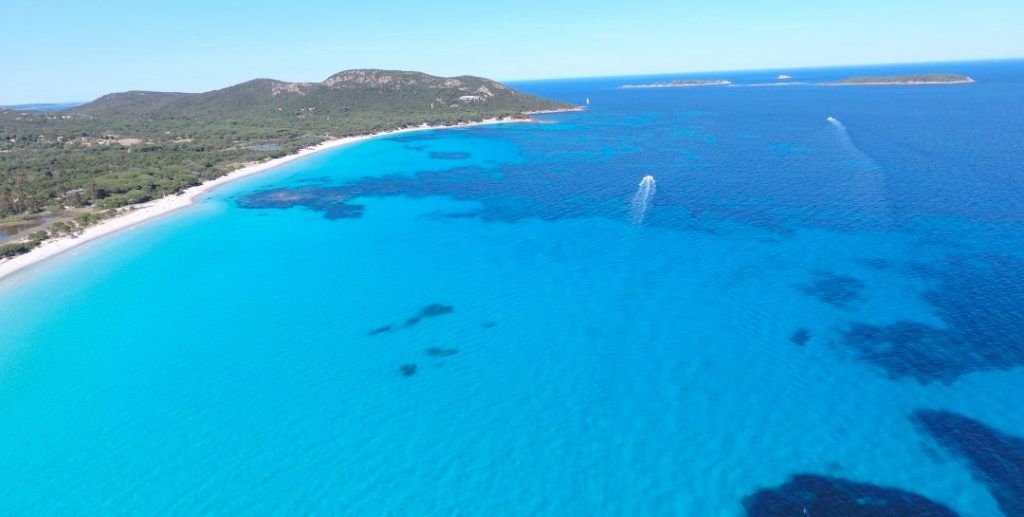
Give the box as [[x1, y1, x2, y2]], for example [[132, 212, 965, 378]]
[[0, 117, 527, 283]]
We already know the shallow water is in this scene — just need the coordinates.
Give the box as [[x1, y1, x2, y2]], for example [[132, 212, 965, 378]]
[[1, 60, 1023, 515]]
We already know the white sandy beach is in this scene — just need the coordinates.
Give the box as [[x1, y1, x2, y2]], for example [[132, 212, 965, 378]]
[[0, 117, 528, 283]]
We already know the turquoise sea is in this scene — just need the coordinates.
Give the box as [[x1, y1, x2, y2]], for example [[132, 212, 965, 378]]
[[1, 60, 1023, 515]]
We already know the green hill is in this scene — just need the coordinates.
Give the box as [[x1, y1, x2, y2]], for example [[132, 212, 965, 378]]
[[0, 70, 575, 227], [72, 70, 568, 124], [73, 91, 192, 116]]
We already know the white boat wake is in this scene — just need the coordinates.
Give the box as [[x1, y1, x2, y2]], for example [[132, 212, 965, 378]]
[[631, 175, 657, 224]]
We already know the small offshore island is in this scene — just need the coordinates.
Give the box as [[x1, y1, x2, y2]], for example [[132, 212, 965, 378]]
[[621, 79, 732, 89], [823, 73, 975, 85], [0, 69, 577, 270]]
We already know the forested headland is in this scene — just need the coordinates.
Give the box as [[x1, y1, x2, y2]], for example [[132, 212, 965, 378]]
[[0, 69, 574, 255]]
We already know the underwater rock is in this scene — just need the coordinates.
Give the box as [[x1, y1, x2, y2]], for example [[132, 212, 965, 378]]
[[399, 364, 417, 376], [369, 304, 457, 335], [797, 271, 865, 308], [789, 328, 811, 346], [912, 409, 1024, 517], [368, 325, 392, 336], [482, 321, 497, 328], [403, 303, 455, 328], [742, 474, 958, 516], [425, 347, 458, 357], [429, 151, 470, 160], [420, 303, 455, 317]]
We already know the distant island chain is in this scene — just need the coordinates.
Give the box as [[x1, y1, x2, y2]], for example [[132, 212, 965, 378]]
[[620, 73, 974, 89]]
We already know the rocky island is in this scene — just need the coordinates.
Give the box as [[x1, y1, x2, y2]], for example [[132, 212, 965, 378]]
[[621, 79, 731, 88], [824, 73, 974, 85]]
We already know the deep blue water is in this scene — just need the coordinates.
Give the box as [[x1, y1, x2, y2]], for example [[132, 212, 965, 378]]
[[1, 60, 1023, 515]]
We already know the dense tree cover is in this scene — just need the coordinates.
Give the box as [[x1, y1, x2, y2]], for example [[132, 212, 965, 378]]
[[0, 240, 40, 258], [0, 229, 49, 258], [0, 70, 573, 221]]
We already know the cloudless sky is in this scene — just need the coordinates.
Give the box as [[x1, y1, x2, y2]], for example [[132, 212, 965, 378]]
[[4, 0, 1022, 104]]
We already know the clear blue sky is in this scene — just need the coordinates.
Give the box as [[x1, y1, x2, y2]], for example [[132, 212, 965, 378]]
[[5, 0, 1022, 104]]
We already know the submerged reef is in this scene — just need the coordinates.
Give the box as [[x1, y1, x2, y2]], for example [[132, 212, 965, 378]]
[[236, 186, 364, 219], [789, 328, 811, 346], [368, 325, 392, 336], [399, 364, 417, 376], [404, 303, 455, 328], [425, 347, 458, 357], [841, 255, 1024, 383], [912, 409, 1024, 516], [797, 271, 865, 308], [234, 108, 1017, 235], [429, 151, 470, 160], [231, 164, 635, 226], [842, 322, 959, 383], [368, 304, 456, 336], [742, 474, 958, 516]]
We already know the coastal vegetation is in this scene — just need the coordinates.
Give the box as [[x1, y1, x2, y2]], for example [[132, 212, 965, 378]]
[[0, 70, 574, 252], [825, 74, 974, 85], [0, 229, 48, 258]]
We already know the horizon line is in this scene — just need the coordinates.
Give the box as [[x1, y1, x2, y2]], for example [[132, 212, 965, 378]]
[[501, 55, 1024, 83], [3, 55, 1022, 106]]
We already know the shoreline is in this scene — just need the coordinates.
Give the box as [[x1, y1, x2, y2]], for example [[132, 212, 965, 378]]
[[0, 115, 549, 283], [523, 106, 586, 115]]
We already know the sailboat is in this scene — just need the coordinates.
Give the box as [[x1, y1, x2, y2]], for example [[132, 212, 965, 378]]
[[585, 97, 590, 105]]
